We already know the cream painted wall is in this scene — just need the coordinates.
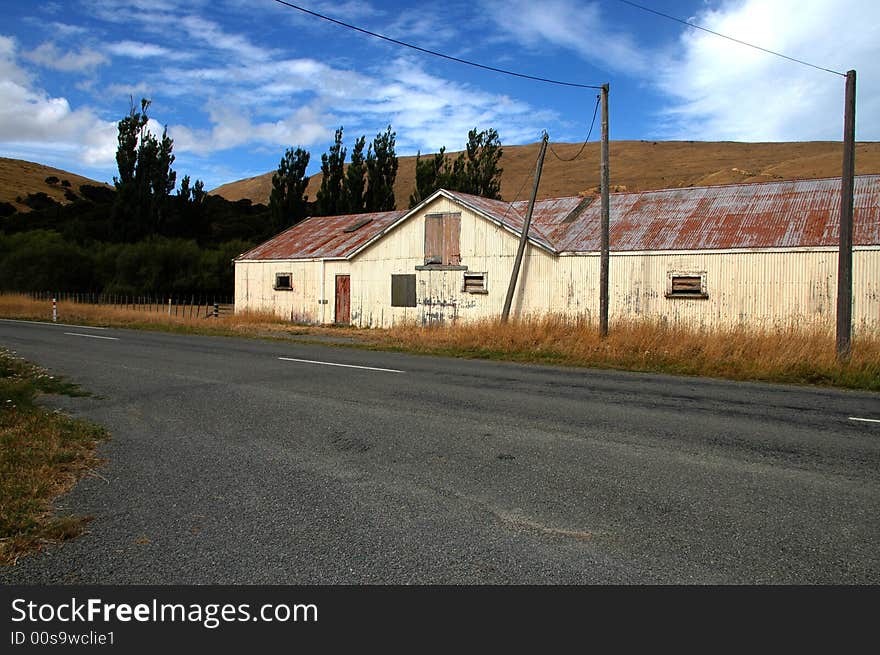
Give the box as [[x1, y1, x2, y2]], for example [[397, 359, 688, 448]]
[[235, 196, 879, 332]]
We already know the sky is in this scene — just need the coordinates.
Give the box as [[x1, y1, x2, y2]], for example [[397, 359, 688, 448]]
[[0, 0, 877, 190]]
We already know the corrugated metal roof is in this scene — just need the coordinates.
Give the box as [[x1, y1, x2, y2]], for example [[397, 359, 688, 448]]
[[552, 176, 880, 252], [238, 210, 407, 260], [238, 176, 880, 260]]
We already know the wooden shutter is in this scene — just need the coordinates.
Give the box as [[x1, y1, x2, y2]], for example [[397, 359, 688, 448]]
[[391, 274, 417, 307], [671, 275, 702, 295], [424, 215, 443, 265], [443, 214, 461, 265]]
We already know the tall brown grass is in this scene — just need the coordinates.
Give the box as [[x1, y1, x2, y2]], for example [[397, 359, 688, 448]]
[[376, 315, 880, 390], [0, 294, 289, 333], [1, 294, 877, 390]]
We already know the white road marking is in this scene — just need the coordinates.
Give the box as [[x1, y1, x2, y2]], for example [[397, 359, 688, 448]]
[[64, 332, 119, 341], [278, 356, 403, 373], [849, 417, 880, 424], [0, 318, 108, 330]]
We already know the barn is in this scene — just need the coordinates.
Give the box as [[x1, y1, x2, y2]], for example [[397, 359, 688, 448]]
[[234, 175, 880, 332]]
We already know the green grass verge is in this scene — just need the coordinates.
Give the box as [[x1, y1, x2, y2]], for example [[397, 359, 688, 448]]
[[0, 348, 108, 566]]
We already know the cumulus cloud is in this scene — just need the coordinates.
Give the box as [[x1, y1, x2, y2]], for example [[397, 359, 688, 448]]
[[656, 0, 879, 140], [24, 41, 108, 72], [0, 36, 117, 168], [170, 104, 330, 156]]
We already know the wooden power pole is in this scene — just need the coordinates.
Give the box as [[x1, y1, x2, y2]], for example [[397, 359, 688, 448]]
[[599, 83, 610, 338], [502, 132, 549, 323], [836, 69, 857, 361]]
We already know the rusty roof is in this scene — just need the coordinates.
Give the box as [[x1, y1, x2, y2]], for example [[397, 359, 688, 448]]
[[237, 176, 880, 260], [237, 210, 408, 260], [549, 176, 880, 252]]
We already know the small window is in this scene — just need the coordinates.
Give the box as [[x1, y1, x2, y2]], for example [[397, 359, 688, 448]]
[[391, 274, 417, 307], [274, 272, 293, 291], [666, 271, 707, 298], [462, 272, 487, 294]]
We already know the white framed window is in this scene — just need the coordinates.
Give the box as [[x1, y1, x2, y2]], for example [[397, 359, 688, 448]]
[[666, 271, 708, 299], [274, 272, 293, 291], [462, 271, 488, 294]]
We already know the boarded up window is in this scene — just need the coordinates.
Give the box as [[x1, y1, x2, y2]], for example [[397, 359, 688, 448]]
[[391, 274, 417, 307], [424, 212, 461, 266], [666, 271, 708, 298], [274, 272, 293, 290], [462, 272, 487, 294]]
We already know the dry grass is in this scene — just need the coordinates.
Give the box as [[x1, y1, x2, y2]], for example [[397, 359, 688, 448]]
[[0, 157, 107, 212], [1, 294, 877, 390], [0, 293, 360, 339], [0, 348, 108, 566], [371, 316, 880, 391], [210, 140, 880, 206]]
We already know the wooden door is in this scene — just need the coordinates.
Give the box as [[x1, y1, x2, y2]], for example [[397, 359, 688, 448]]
[[334, 275, 350, 325]]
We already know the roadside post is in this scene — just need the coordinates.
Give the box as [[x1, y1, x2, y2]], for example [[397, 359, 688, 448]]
[[52, 297, 57, 323]]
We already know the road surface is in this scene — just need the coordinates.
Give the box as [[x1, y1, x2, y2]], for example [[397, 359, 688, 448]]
[[1, 318, 878, 583]]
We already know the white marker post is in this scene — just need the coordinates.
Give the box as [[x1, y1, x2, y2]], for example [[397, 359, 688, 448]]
[[52, 297, 57, 323]]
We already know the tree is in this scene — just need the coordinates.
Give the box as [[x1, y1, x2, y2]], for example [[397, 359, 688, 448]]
[[342, 135, 367, 214], [269, 146, 310, 232], [315, 127, 347, 216], [112, 98, 177, 240], [409, 148, 446, 208], [365, 125, 398, 212], [407, 127, 504, 205], [463, 127, 503, 199]]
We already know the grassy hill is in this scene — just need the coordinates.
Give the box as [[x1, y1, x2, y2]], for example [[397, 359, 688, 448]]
[[210, 140, 880, 207], [0, 158, 109, 212]]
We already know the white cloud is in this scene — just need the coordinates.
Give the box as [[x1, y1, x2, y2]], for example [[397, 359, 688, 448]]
[[179, 15, 273, 62], [0, 36, 117, 169], [657, 0, 879, 140], [170, 104, 330, 156], [24, 41, 108, 72], [482, 0, 650, 75], [106, 40, 190, 60]]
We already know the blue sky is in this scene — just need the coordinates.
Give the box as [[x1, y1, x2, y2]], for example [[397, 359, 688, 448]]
[[1, 0, 877, 190]]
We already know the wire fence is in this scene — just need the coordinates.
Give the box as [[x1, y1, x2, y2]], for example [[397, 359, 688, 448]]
[[27, 291, 234, 319]]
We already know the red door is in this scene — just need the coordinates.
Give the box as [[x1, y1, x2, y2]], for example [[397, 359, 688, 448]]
[[335, 275, 350, 325]]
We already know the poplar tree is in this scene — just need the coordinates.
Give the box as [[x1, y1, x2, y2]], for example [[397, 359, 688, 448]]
[[407, 127, 504, 205], [315, 127, 346, 216], [112, 98, 176, 240], [364, 125, 398, 212], [342, 135, 367, 214], [269, 146, 310, 232]]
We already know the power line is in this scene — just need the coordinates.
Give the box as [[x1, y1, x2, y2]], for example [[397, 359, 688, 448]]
[[497, 137, 542, 222], [549, 93, 601, 162], [614, 0, 846, 77], [271, 0, 604, 89]]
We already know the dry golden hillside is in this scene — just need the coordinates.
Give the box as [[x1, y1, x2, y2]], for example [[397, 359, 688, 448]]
[[210, 140, 880, 207], [0, 158, 108, 212]]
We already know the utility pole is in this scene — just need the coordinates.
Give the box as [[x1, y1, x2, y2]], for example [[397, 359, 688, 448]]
[[502, 132, 549, 323], [599, 83, 610, 338], [836, 69, 856, 361]]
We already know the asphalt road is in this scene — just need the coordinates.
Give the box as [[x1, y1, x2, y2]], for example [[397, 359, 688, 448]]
[[1, 318, 878, 584]]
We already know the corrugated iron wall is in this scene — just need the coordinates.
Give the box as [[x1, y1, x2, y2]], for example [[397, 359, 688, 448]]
[[235, 193, 879, 333]]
